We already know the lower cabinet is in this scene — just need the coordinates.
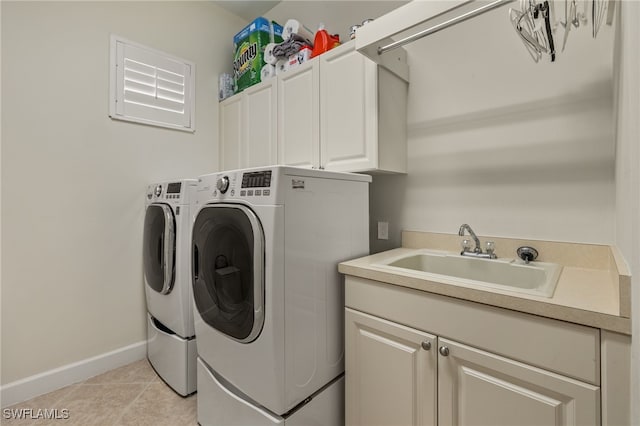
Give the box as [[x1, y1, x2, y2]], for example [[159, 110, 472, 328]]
[[345, 309, 437, 426], [438, 337, 599, 426], [346, 308, 600, 426]]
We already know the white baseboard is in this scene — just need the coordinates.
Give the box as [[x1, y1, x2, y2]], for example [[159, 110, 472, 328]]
[[0, 341, 146, 408]]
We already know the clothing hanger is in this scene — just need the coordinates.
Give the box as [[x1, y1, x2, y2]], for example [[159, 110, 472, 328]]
[[510, 0, 555, 62], [593, 0, 608, 37], [577, 0, 589, 26], [510, 0, 611, 64], [537, 1, 556, 61], [510, 7, 544, 62]]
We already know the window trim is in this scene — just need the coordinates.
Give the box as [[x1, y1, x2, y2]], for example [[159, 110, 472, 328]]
[[109, 34, 196, 132]]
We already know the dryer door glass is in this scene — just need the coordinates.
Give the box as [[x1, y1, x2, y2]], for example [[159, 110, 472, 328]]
[[143, 204, 176, 294], [192, 205, 264, 343]]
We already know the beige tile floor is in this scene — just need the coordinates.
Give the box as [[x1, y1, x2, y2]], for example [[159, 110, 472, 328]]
[[2, 359, 197, 426]]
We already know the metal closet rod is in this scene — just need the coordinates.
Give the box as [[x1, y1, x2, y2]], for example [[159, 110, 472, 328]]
[[377, 0, 515, 55]]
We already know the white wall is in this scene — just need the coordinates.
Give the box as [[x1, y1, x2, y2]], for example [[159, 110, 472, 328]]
[[1, 1, 244, 385], [369, 4, 616, 253], [614, 2, 640, 422]]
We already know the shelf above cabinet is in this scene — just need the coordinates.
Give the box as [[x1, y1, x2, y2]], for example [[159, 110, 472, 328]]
[[355, 0, 512, 78]]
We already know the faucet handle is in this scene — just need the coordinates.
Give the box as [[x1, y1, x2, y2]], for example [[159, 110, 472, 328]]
[[485, 241, 495, 255], [460, 238, 473, 253]]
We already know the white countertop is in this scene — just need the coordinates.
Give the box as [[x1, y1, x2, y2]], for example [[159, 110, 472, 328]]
[[339, 232, 631, 335]]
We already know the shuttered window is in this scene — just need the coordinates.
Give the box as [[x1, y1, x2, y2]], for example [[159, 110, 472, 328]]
[[109, 35, 195, 132]]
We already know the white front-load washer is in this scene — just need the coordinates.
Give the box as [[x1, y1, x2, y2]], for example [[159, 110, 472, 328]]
[[143, 179, 197, 396], [191, 166, 370, 425]]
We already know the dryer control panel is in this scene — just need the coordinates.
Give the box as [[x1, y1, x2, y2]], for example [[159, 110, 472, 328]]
[[204, 169, 277, 204]]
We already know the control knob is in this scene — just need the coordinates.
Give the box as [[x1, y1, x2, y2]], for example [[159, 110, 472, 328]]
[[154, 184, 163, 197], [217, 176, 230, 194]]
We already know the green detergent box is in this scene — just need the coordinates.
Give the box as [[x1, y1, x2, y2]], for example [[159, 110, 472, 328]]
[[233, 17, 283, 93]]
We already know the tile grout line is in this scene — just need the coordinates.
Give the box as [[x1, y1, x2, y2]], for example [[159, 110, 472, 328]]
[[3, 362, 171, 426], [3, 383, 81, 426], [110, 381, 156, 426]]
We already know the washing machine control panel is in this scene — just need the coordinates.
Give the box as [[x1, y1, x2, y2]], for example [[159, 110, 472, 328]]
[[147, 182, 185, 202]]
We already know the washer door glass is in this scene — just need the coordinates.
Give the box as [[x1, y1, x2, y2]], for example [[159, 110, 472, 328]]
[[192, 204, 264, 343], [143, 204, 176, 295]]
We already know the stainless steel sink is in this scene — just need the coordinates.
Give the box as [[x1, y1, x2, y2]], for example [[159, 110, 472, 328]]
[[375, 249, 562, 298]]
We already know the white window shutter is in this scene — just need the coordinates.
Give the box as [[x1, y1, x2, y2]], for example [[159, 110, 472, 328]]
[[110, 35, 195, 132]]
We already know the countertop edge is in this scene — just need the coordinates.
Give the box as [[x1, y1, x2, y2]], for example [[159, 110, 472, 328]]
[[338, 262, 631, 335], [610, 245, 632, 318]]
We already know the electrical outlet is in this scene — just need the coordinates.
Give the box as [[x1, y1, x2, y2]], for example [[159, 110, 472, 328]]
[[377, 221, 389, 240]]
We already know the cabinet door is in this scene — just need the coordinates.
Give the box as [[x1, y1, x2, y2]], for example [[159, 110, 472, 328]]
[[346, 308, 437, 426], [320, 43, 378, 172], [243, 80, 277, 168], [277, 60, 319, 169], [219, 94, 243, 171], [437, 338, 600, 426]]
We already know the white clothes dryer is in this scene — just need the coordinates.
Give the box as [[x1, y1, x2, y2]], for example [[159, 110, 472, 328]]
[[143, 179, 197, 396], [191, 166, 370, 425]]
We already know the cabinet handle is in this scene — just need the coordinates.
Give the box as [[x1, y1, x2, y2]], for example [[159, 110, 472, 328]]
[[421, 341, 431, 351], [439, 346, 450, 356]]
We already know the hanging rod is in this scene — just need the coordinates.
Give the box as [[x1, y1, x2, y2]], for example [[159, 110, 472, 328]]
[[377, 0, 515, 55]]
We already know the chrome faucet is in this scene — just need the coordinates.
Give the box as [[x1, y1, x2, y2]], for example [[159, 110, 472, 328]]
[[458, 224, 481, 253], [458, 224, 497, 259]]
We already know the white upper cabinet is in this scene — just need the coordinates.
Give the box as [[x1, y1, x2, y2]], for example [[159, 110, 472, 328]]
[[219, 78, 277, 171], [219, 41, 408, 174], [320, 43, 379, 172], [219, 94, 242, 171], [243, 80, 278, 168], [293, 41, 408, 173], [277, 60, 319, 169]]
